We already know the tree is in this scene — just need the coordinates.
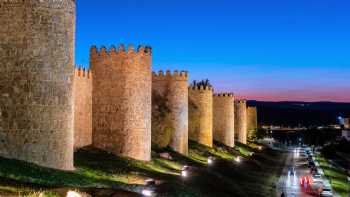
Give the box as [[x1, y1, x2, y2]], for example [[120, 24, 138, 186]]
[[190, 79, 212, 88]]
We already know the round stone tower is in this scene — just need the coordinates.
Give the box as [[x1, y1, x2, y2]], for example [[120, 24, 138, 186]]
[[188, 85, 213, 147], [0, 0, 75, 170], [234, 100, 247, 144], [91, 45, 152, 161], [213, 93, 235, 147], [152, 70, 189, 155], [74, 67, 92, 150], [247, 106, 257, 140]]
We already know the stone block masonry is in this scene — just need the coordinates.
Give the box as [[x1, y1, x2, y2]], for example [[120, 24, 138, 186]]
[[235, 100, 247, 144], [74, 67, 92, 149], [152, 70, 189, 155], [0, 0, 76, 170], [188, 85, 213, 147], [247, 106, 257, 140], [91, 45, 152, 161], [213, 93, 235, 147]]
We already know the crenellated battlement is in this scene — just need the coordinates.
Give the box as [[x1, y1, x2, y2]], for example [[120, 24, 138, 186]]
[[152, 70, 188, 81], [189, 85, 213, 91], [235, 99, 247, 104], [92, 43, 152, 161], [75, 66, 92, 79], [90, 44, 152, 59], [152, 69, 189, 155], [213, 93, 234, 97]]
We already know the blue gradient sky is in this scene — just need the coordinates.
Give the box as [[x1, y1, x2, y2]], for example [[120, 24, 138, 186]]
[[75, 0, 350, 102]]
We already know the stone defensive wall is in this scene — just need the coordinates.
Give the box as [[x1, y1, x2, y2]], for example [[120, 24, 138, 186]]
[[0, 0, 76, 170], [247, 106, 257, 140], [213, 93, 235, 147], [188, 85, 213, 147], [152, 70, 189, 155], [74, 67, 92, 149], [234, 100, 247, 144], [90, 45, 152, 161]]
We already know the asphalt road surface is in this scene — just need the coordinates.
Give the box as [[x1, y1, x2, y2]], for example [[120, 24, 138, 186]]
[[277, 147, 314, 197]]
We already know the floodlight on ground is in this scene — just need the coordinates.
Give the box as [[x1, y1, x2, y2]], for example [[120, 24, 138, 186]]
[[207, 157, 214, 165], [181, 170, 188, 177], [66, 191, 81, 197], [181, 165, 189, 177], [235, 156, 241, 163], [142, 189, 154, 197]]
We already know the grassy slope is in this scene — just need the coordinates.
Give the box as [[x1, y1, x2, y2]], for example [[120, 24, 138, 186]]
[[0, 141, 286, 197], [315, 154, 350, 197]]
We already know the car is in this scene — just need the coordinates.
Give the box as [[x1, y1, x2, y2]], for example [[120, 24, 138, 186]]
[[288, 166, 296, 176], [310, 167, 318, 174], [308, 161, 315, 168], [320, 187, 333, 197], [300, 176, 311, 187], [311, 177, 323, 185], [312, 173, 322, 180]]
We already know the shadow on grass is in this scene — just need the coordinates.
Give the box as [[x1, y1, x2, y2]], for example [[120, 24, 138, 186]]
[[75, 147, 180, 181], [0, 155, 141, 193], [0, 141, 288, 197]]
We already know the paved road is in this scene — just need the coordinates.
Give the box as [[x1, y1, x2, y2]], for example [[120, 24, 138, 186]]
[[277, 147, 314, 197]]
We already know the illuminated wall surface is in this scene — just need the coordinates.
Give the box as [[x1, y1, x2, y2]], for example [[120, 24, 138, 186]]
[[91, 45, 152, 161], [188, 86, 213, 147], [247, 107, 258, 139], [0, 0, 75, 170], [235, 100, 248, 144], [74, 68, 92, 149], [213, 93, 235, 147], [152, 70, 189, 155]]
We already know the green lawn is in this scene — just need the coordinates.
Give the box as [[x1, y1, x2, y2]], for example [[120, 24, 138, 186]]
[[315, 154, 350, 197], [0, 141, 286, 197]]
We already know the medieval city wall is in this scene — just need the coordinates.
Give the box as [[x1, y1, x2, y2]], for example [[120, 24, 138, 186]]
[[213, 93, 235, 147], [152, 70, 189, 155], [91, 45, 152, 161], [188, 86, 213, 147], [73, 68, 92, 149], [235, 100, 247, 144], [0, 0, 75, 170]]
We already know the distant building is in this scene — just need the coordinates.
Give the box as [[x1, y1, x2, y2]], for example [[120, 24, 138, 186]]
[[344, 118, 350, 129], [342, 130, 350, 141]]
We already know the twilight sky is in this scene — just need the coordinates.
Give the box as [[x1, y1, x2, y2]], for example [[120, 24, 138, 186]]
[[75, 0, 350, 102]]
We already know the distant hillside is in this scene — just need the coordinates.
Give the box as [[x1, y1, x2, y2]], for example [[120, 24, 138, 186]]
[[247, 101, 350, 127]]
